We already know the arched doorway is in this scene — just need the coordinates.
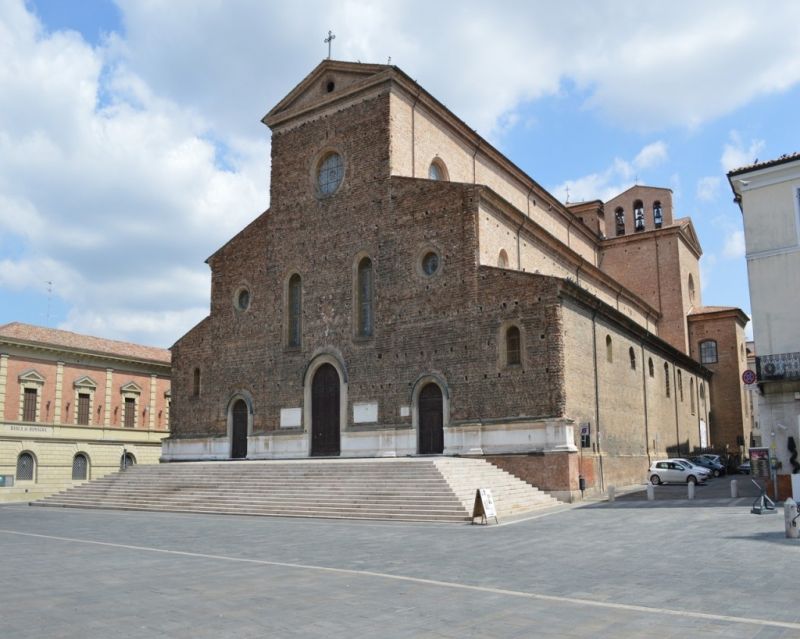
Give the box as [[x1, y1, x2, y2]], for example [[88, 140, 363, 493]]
[[418, 383, 444, 454], [311, 363, 340, 456], [231, 399, 248, 459]]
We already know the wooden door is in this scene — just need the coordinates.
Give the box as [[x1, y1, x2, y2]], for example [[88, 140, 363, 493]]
[[231, 399, 248, 459], [418, 383, 444, 454], [311, 364, 340, 456]]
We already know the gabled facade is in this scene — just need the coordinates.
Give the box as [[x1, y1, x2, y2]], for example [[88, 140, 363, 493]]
[[168, 61, 724, 499]]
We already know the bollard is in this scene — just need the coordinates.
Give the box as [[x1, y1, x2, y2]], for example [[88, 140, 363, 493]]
[[688, 481, 695, 500], [785, 499, 799, 539], [646, 484, 655, 501], [608, 485, 616, 502], [730, 479, 738, 498]]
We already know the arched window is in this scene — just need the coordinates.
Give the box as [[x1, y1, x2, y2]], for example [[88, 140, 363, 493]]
[[72, 453, 88, 481], [699, 340, 718, 364], [688, 274, 696, 304], [428, 159, 448, 181], [192, 368, 201, 397], [653, 201, 663, 228], [615, 207, 625, 236], [356, 256, 374, 337], [16, 452, 34, 481], [648, 357, 654, 378], [506, 326, 521, 366], [606, 335, 613, 363], [664, 363, 670, 397], [629, 347, 636, 370], [120, 452, 136, 469], [498, 249, 509, 268], [288, 273, 302, 348], [678, 370, 683, 401], [633, 199, 645, 231], [690, 378, 696, 414]]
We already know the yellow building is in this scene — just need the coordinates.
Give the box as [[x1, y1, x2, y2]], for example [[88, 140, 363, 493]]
[[0, 323, 170, 502]]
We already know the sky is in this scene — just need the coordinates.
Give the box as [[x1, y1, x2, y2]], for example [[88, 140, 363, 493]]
[[1, 0, 799, 347]]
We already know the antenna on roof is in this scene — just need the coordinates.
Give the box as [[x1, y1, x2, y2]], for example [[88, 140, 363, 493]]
[[324, 30, 336, 59], [387, 56, 391, 64], [45, 280, 53, 326], [564, 186, 570, 204]]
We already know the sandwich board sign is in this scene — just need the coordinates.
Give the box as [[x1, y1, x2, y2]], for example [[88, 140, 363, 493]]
[[472, 488, 498, 524]]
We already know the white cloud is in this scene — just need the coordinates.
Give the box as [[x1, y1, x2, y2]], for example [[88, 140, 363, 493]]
[[551, 142, 668, 203], [696, 176, 721, 202], [0, 1, 264, 346], [634, 142, 668, 170], [114, 1, 800, 138], [721, 131, 766, 171], [723, 230, 746, 259]]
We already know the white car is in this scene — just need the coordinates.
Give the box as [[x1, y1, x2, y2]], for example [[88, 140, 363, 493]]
[[649, 459, 710, 485]]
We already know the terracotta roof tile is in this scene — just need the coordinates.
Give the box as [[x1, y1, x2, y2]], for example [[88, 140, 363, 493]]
[[0, 322, 171, 364], [727, 151, 800, 176]]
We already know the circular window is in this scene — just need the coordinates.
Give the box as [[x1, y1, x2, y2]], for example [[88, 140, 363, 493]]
[[317, 152, 344, 195], [236, 288, 250, 311], [421, 251, 440, 276]]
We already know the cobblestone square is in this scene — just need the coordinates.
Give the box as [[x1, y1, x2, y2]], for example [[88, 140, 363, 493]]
[[1, 498, 799, 638]]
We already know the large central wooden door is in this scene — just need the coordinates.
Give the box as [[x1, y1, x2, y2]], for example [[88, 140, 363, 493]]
[[311, 364, 340, 456], [231, 399, 248, 459], [418, 383, 444, 454]]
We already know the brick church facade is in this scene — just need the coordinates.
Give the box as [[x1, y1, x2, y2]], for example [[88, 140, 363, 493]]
[[167, 61, 749, 499]]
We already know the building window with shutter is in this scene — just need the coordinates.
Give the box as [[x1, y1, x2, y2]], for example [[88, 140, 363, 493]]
[[664, 363, 671, 397], [72, 453, 88, 480], [23, 388, 37, 422], [77, 393, 90, 425], [124, 397, 136, 428]]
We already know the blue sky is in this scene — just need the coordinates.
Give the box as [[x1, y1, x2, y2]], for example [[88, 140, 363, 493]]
[[2, 1, 799, 346]]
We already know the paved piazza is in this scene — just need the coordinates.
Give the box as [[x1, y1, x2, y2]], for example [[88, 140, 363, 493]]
[[1, 497, 799, 638]]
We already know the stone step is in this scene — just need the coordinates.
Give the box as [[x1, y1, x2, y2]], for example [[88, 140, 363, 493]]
[[35, 457, 560, 522]]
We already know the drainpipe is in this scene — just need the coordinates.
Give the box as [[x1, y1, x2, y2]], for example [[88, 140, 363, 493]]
[[672, 363, 681, 455], [591, 307, 605, 491], [641, 343, 651, 467], [410, 90, 421, 177]]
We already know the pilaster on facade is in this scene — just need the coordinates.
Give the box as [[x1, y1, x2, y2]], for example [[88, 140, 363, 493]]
[[0, 354, 8, 419], [149, 374, 157, 429], [54, 361, 64, 424], [104, 369, 113, 427]]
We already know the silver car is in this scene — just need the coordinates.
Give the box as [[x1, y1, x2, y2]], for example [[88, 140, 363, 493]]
[[649, 459, 710, 485]]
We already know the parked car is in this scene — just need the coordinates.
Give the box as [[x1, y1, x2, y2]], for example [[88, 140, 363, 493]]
[[690, 456, 725, 477], [737, 459, 751, 474], [649, 459, 711, 485], [699, 454, 723, 466], [674, 458, 715, 479]]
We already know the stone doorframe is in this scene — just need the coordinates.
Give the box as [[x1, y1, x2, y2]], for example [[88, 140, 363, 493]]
[[410, 373, 450, 454], [225, 391, 254, 458], [302, 351, 348, 456]]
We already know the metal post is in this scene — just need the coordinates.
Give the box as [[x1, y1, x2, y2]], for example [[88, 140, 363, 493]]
[[784, 499, 799, 539], [688, 482, 695, 500], [730, 479, 738, 498], [646, 484, 655, 501], [607, 485, 616, 502]]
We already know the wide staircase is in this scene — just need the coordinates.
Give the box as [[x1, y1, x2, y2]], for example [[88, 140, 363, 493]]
[[33, 457, 560, 523]]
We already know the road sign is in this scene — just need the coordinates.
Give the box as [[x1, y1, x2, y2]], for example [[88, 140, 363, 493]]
[[742, 369, 757, 385]]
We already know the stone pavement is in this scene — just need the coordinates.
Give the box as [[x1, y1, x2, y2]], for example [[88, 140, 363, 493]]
[[1, 499, 799, 638]]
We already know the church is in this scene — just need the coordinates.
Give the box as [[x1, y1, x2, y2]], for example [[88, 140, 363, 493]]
[[166, 60, 750, 499]]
